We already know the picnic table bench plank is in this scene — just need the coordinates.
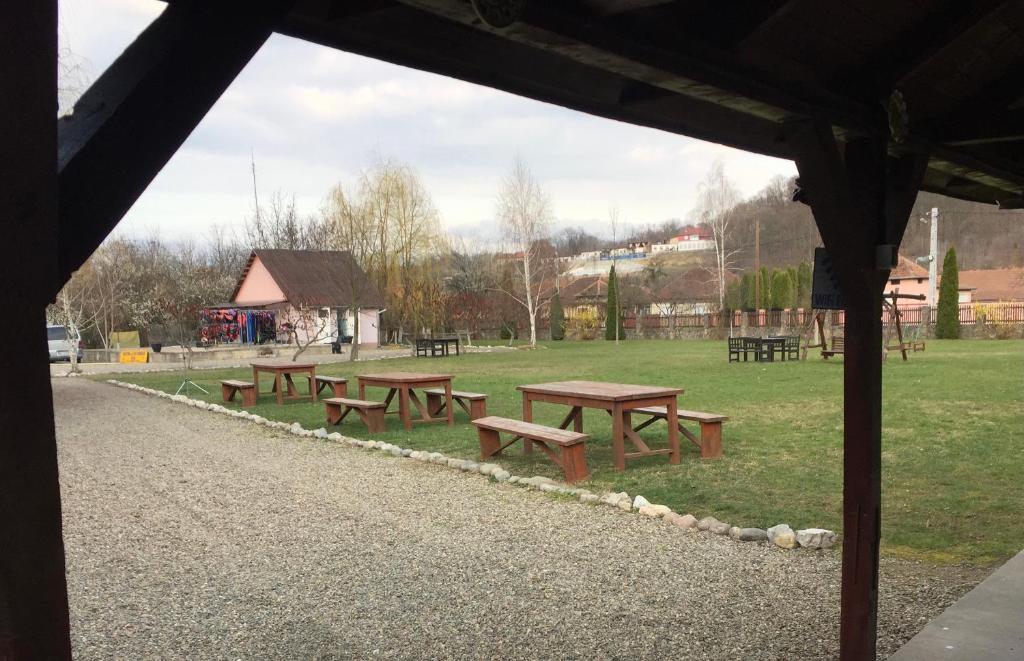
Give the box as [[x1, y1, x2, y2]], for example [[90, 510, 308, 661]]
[[220, 379, 256, 408], [423, 388, 488, 420], [473, 416, 589, 483], [324, 396, 387, 433], [631, 405, 728, 458]]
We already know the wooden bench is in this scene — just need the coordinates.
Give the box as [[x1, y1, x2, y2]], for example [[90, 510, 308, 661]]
[[315, 375, 348, 397], [822, 336, 845, 359], [472, 416, 590, 483], [423, 388, 488, 420], [221, 379, 256, 408], [631, 406, 728, 459], [324, 397, 386, 433]]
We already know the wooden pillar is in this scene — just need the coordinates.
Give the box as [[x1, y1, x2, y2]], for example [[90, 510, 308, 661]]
[[0, 2, 72, 658], [787, 120, 927, 660]]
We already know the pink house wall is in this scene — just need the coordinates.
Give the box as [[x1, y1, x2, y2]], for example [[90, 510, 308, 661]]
[[234, 256, 286, 304], [886, 276, 930, 306]]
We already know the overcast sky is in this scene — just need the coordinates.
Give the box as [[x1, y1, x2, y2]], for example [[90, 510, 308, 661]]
[[60, 0, 797, 243]]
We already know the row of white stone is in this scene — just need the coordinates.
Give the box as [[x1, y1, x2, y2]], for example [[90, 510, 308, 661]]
[[106, 379, 836, 551]]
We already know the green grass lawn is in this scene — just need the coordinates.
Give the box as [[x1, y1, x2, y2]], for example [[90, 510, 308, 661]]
[[102, 339, 1024, 566]]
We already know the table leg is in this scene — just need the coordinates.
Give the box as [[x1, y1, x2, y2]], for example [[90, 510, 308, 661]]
[[253, 367, 260, 395], [275, 372, 283, 405], [522, 394, 533, 455], [359, 381, 366, 400], [445, 381, 453, 427], [309, 368, 317, 402], [285, 374, 297, 398], [399, 385, 412, 431], [574, 407, 583, 432], [666, 398, 681, 465], [611, 402, 625, 471]]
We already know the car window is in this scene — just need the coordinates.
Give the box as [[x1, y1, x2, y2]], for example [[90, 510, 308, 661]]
[[47, 326, 67, 341]]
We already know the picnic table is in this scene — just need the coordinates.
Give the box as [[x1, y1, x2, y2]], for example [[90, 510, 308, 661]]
[[251, 361, 317, 405], [357, 371, 454, 431], [516, 380, 683, 471], [415, 336, 460, 357]]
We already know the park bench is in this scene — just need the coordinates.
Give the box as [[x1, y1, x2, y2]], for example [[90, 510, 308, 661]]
[[324, 397, 387, 433], [472, 416, 590, 483], [631, 407, 728, 458], [315, 375, 349, 397], [822, 336, 845, 359], [220, 379, 256, 408], [423, 388, 488, 420]]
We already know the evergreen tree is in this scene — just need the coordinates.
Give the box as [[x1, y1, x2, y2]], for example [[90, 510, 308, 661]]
[[796, 261, 812, 308], [770, 271, 795, 309], [740, 272, 756, 310], [724, 280, 743, 311], [935, 246, 961, 339], [605, 264, 625, 341], [758, 266, 772, 310], [549, 293, 565, 340]]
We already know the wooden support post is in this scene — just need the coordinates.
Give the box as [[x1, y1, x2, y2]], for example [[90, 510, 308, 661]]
[[787, 119, 927, 661], [0, 3, 72, 658]]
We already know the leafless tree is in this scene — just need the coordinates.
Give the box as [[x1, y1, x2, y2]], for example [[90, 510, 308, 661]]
[[323, 184, 381, 361], [48, 264, 101, 374], [245, 191, 325, 250], [280, 301, 333, 362], [693, 160, 742, 312], [58, 15, 90, 116], [494, 157, 554, 347]]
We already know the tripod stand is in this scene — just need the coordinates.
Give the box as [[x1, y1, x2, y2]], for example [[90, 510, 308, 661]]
[[175, 349, 209, 396]]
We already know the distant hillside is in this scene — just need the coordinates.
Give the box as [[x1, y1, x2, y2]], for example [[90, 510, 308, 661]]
[[727, 179, 1024, 271]]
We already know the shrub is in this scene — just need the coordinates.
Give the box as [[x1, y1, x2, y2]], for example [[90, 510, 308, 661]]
[[567, 309, 599, 340], [770, 271, 795, 309]]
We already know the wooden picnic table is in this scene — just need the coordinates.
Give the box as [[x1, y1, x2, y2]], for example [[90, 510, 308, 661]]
[[516, 380, 683, 471], [251, 361, 317, 405], [357, 371, 454, 431]]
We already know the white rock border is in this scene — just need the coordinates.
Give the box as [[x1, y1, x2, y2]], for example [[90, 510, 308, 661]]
[[104, 379, 837, 551]]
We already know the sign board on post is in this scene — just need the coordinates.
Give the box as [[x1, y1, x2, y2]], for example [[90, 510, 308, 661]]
[[812, 247, 845, 310], [118, 349, 149, 364]]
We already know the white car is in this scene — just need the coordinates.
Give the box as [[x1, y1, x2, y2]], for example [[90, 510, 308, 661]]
[[47, 324, 83, 362]]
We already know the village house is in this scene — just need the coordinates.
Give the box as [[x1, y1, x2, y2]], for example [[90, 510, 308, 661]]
[[223, 249, 385, 348], [886, 255, 975, 306], [649, 267, 736, 315], [667, 225, 715, 252]]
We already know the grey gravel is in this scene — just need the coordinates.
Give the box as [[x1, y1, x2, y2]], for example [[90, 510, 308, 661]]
[[57, 379, 987, 660]]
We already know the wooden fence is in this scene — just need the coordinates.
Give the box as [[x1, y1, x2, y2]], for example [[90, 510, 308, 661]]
[[621, 302, 1024, 330]]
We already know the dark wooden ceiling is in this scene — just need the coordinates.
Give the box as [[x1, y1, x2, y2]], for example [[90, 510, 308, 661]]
[[267, 0, 1024, 207]]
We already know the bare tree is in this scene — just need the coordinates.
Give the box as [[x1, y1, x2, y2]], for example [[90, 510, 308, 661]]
[[244, 191, 325, 250], [694, 160, 742, 312], [48, 264, 101, 375], [495, 157, 554, 347], [324, 184, 382, 361], [280, 300, 333, 362]]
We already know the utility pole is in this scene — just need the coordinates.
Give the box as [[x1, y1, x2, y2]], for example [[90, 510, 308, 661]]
[[753, 220, 761, 310], [928, 207, 938, 306]]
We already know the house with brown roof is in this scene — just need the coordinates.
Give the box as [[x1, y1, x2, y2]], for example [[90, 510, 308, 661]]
[[650, 268, 734, 315], [230, 249, 385, 347], [886, 254, 978, 306], [958, 268, 1024, 302]]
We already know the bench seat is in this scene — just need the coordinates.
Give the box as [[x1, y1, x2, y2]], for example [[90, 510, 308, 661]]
[[221, 380, 256, 408], [472, 416, 589, 483], [630, 406, 727, 458], [324, 397, 387, 433], [822, 337, 845, 358], [315, 375, 349, 397], [423, 388, 488, 420]]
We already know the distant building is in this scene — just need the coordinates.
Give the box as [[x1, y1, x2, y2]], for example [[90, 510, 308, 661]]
[[231, 249, 385, 347], [578, 250, 602, 261], [649, 267, 735, 315], [885, 254, 974, 306], [650, 243, 674, 253], [959, 268, 1024, 302], [665, 225, 715, 252]]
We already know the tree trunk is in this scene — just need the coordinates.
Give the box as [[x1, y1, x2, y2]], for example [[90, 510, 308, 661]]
[[529, 309, 537, 347], [349, 308, 360, 361]]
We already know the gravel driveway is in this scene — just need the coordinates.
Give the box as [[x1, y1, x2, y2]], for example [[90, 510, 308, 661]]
[[56, 379, 984, 660]]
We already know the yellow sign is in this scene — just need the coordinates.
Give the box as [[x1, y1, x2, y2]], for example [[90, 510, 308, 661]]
[[119, 350, 149, 364]]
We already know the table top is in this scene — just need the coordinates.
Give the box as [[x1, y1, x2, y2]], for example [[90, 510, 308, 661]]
[[517, 380, 682, 402], [251, 362, 316, 370], [357, 371, 454, 383]]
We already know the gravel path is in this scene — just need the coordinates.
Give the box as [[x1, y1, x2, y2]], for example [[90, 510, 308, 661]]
[[56, 379, 986, 660]]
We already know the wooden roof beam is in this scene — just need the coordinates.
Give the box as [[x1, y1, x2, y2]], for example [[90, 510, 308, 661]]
[[57, 0, 294, 290]]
